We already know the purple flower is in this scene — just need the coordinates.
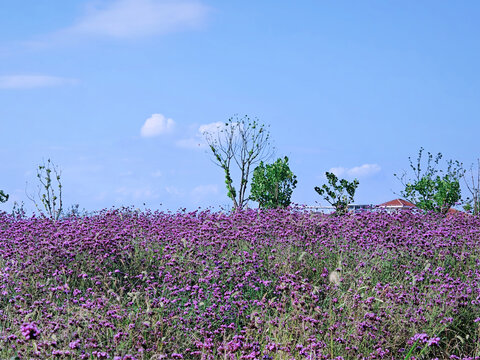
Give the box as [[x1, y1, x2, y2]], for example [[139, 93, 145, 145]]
[[92, 351, 109, 359], [20, 322, 40, 340], [69, 339, 81, 349], [410, 333, 429, 344]]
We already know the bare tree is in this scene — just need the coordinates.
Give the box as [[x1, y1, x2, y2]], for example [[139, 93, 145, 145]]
[[26, 159, 63, 220], [203, 115, 274, 210], [463, 159, 480, 215]]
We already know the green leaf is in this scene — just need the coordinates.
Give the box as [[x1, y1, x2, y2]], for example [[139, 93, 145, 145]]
[[250, 156, 297, 209], [315, 172, 359, 215]]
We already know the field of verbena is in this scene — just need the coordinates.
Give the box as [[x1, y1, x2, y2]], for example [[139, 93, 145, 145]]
[[0, 209, 479, 360]]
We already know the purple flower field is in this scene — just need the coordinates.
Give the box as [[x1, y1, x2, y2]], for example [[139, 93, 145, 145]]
[[0, 208, 479, 359]]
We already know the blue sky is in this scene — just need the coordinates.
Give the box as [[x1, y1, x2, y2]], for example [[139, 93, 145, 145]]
[[1, 0, 479, 213]]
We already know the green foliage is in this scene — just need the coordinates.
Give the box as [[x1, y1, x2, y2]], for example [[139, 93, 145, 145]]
[[404, 175, 461, 214], [314, 172, 359, 215], [27, 159, 63, 220], [210, 144, 237, 202], [463, 202, 473, 213], [250, 156, 297, 209], [0, 190, 8, 203], [395, 148, 464, 215]]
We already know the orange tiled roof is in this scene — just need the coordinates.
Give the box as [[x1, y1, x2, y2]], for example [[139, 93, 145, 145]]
[[377, 199, 416, 207]]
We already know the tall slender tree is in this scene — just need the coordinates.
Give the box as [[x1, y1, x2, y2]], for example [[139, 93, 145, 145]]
[[463, 159, 480, 215], [26, 159, 63, 220], [203, 115, 274, 210]]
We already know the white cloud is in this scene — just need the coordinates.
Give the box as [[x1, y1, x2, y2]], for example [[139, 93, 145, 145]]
[[0, 75, 78, 89], [348, 164, 381, 177], [151, 170, 163, 178], [198, 121, 226, 136], [177, 121, 233, 150], [115, 186, 158, 200], [329, 163, 381, 178], [199, 121, 242, 139], [165, 186, 184, 196], [329, 167, 347, 177], [191, 184, 218, 203], [191, 184, 218, 197], [66, 0, 209, 39], [141, 113, 175, 137]]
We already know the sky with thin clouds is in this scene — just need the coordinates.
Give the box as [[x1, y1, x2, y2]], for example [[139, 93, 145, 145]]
[[1, 1, 480, 213]]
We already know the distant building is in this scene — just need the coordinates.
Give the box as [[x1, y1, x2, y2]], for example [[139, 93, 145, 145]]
[[348, 204, 373, 212], [303, 204, 372, 213], [447, 207, 460, 215], [305, 198, 461, 214], [377, 199, 416, 212]]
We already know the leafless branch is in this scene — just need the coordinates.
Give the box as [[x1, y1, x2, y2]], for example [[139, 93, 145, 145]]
[[203, 115, 274, 210]]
